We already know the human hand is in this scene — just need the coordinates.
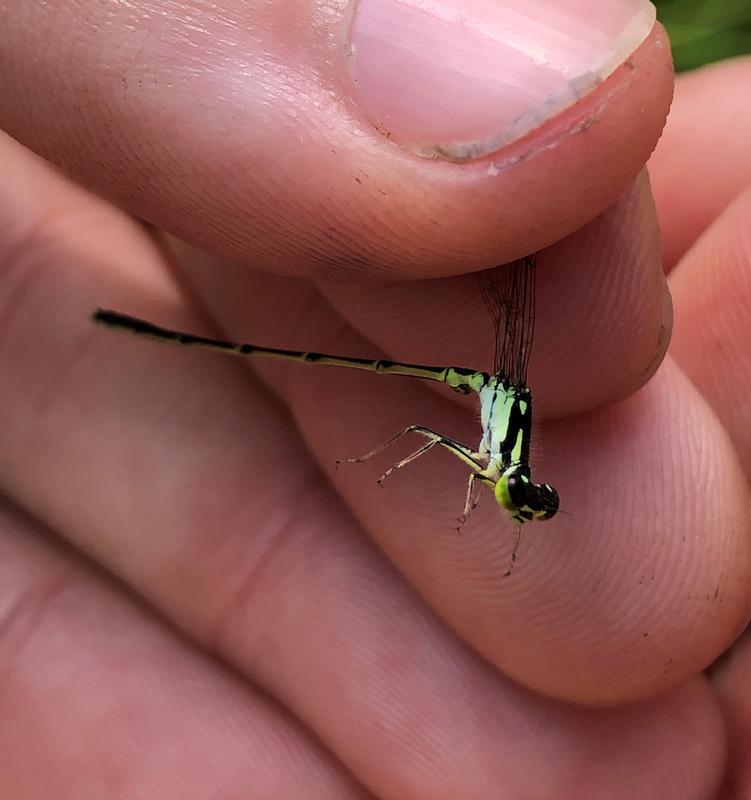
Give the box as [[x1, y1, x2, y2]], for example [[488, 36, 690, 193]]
[[1, 1, 750, 798]]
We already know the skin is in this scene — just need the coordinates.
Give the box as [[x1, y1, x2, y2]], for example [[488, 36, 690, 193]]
[[0, 2, 750, 797]]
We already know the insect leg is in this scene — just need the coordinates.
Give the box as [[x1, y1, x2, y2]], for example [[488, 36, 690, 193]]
[[456, 472, 486, 534], [341, 425, 501, 532], [503, 523, 524, 578], [337, 424, 483, 472], [376, 439, 439, 486]]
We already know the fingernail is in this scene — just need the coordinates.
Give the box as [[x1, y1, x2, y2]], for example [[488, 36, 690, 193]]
[[347, 0, 656, 162]]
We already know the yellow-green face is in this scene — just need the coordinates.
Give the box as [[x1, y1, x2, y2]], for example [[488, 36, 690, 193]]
[[495, 467, 559, 524]]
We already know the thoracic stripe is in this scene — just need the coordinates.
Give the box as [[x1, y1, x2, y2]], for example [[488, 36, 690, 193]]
[[481, 380, 532, 468]]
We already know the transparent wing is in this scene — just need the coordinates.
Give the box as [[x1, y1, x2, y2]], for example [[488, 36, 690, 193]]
[[476, 253, 536, 385]]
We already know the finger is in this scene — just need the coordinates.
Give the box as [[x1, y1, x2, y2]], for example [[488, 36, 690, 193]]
[[709, 632, 751, 799], [173, 187, 751, 706], [648, 57, 751, 270], [0, 134, 729, 797], [0, 0, 671, 278], [321, 169, 672, 417], [0, 499, 366, 799], [0, 365, 726, 799], [632, 187, 751, 795], [231, 285, 751, 703], [175, 169, 671, 420], [669, 186, 751, 476]]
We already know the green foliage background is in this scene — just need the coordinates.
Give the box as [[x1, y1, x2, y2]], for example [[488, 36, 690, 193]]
[[655, 0, 751, 71]]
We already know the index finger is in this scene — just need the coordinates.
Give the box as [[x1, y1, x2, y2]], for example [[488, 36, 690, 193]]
[[0, 0, 672, 278], [171, 186, 750, 705]]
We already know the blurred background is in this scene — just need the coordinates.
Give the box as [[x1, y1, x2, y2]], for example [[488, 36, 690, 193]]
[[655, 0, 751, 71]]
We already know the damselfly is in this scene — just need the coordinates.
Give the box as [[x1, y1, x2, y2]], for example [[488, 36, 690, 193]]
[[92, 254, 559, 573]]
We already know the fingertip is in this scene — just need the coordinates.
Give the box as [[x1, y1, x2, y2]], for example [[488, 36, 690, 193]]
[[649, 56, 751, 269], [670, 186, 751, 475], [503, 361, 751, 704], [1, 4, 673, 278], [319, 169, 669, 418]]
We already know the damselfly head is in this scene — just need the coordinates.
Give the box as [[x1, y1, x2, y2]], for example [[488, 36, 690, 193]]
[[494, 467, 559, 524]]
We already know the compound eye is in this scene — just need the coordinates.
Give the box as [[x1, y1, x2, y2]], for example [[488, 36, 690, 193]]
[[507, 474, 529, 509], [542, 484, 560, 517]]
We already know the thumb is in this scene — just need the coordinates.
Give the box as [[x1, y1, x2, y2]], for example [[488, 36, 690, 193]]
[[0, 0, 671, 278]]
